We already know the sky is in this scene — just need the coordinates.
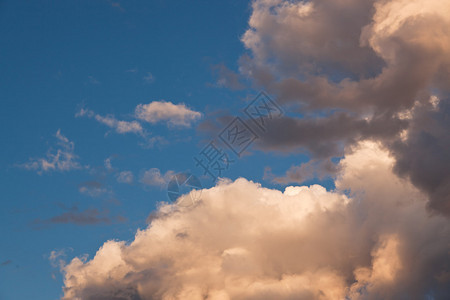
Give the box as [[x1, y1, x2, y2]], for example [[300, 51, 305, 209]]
[[1, 0, 450, 299]]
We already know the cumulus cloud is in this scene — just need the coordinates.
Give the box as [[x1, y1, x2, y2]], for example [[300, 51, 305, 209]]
[[59, 142, 450, 299], [235, 0, 450, 215], [20, 130, 83, 174], [135, 101, 202, 127], [140, 168, 175, 188]]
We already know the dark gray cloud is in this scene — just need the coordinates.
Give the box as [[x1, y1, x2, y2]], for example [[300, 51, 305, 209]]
[[265, 158, 340, 185], [237, 0, 450, 216], [390, 98, 450, 215], [254, 112, 408, 157], [33, 204, 126, 227]]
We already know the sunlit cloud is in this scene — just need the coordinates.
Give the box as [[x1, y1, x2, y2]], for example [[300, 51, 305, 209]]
[[19, 130, 84, 174]]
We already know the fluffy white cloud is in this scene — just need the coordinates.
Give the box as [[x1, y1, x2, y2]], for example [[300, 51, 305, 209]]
[[140, 168, 175, 188], [21, 130, 83, 174], [135, 101, 201, 127], [59, 142, 450, 299]]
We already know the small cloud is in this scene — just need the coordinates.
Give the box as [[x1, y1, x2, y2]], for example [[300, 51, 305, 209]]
[[19, 130, 84, 174], [76, 108, 144, 135], [104, 157, 113, 171], [49, 249, 71, 269], [78, 181, 107, 197], [211, 63, 244, 90], [143, 72, 154, 84], [95, 115, 143, 134], [107, 0, 124, 11], [117, 171, 134, 184], [32, 205, 126, 227], [75, 108, 94, 118], [1, 260, 12, 267], [126, 68, 138, 73], [135, 101, 202, 127], [87, 76, 100, 85], [140, 168, 174, 188], [265, 159, 340, 185]]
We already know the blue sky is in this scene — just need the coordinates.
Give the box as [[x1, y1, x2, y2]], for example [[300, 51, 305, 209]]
[[0, 1, 317, 299]]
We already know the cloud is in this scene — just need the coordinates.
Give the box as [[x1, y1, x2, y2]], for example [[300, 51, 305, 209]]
[[87, 76, 100, 85], [33, 205, 126, 227], [95, 115, 143, 134], [76, 108, 144, 135], [143, 72, 154, 84], [211, 63, 245, 90], [117, 171, 134, 184], [265, 158, 340, 185], [104, 157, 113, 171], [78, 181, 108, 197], [20, 130, 83, 174], [59, 142, 450, 299], [235, 0, 450, 216], [140, 168, 175, 188], [0, 260, 12, 267], [135, 101, 202, 127]]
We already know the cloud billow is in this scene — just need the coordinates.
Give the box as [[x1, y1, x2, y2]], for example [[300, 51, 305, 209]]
[[59, 143, 450, 299], [238, 0, 450, 216]]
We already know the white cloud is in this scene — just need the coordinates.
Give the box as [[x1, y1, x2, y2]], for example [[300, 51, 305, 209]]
[[140, 168, 175, 188], [76, 108, 143, 135], [60, 142, 450, 299], [135, 101, 201, 127], [94, 115, 143, 134], [21, 130, 83, 174], [117, 171, 134, 184]]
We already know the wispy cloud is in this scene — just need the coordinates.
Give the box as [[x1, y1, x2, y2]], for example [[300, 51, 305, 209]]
[[0, 260, 12, 267], [20, 130, 84, 174], [143, 72, 154, 84], [87, 76, 100, 85], [104, 157, 113, 171], [116, 171, 134, 184], [135, 101, 201, 127], [78, 181, 108, 197], [211, 63, 244, 90], [32, 205, 126, 227], [265, 159, 340, 185], [76, 108, 144, 135]]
